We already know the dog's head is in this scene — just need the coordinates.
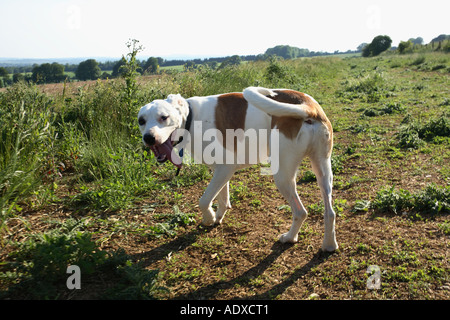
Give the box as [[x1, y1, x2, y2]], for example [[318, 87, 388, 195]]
[[138, 94, 189, 167]]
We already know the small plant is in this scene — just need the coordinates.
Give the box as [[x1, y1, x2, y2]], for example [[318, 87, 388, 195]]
[[120, 39, 144, 112], [397, 115, 450, 149], [338, 72, 388, 102], [371, 184, 449, 216], [352, 200, 371, 212], [371, 185, 414, 215], [105, 255, 164, 300], [250, 199, 262, 208], [413, 184, 449, 214], [438, 221, 450, 235], [356, 243, 370, 254], [148, 205, 196, 238], [264, 57, 299, 86], [299, 170, 316, 183], [409, 55, 426, 66]]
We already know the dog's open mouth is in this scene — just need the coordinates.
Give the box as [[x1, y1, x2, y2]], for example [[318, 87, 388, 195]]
[[149, 138, 182, 168]]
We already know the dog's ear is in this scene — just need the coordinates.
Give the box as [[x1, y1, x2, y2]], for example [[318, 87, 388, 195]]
[[166, 94, 189, 119]]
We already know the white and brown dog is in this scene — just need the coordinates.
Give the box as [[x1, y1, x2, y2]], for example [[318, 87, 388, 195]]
[[138, 87, 338, 252]]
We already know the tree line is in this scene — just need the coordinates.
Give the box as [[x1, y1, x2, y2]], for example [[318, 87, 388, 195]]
[[1, 33, 449, 87]]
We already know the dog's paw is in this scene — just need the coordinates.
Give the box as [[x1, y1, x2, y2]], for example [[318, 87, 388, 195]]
[[201, 217, 216, 227], [321, 242, 339, 252], [279, 233, 298, 244]]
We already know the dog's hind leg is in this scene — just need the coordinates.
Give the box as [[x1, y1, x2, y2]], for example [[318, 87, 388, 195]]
[[274, 152, 308, 244], [199, 165, 235, 226], [311, 155, 338, 252]]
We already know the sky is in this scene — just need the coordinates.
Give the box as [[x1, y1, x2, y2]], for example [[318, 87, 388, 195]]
[[0, 0, 448, 60]]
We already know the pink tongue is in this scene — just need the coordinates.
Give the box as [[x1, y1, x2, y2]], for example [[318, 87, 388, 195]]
[[158, 140, 182, 168]]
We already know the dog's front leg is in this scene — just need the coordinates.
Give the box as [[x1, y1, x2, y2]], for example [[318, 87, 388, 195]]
[[199, 165, 235, 226], [215, 182, 231, 224]]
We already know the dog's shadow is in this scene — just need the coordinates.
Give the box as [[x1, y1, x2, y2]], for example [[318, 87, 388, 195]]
[[176, 243, 329, 300], [132, 227, 331, 300]]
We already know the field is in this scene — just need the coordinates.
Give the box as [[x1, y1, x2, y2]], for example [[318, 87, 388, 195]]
[[0, 52, 449, 300]]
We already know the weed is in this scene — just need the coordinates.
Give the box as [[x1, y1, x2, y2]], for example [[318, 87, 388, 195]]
[[338, 71, 388, 102], [148, 205, 196, 238], [371, 186, 411, 215], [352, 200, 371, 212], [299, 170, 316, 183], [413, 184, 450, 215], [105, 254, 164, 300], [409, 55, 426, 66], [356, 243, 370, 254], [71, 148, 159, 211], [360, 102, 405, 118], [307, 203, 324, 215], [370, 184, 449, 216], [230, 181, 250, 203], [264, 57, 300, 87], [333, 199, 348, 215], [438, 221, 450, 235], [397, 115, 450, 149], [250, 199, 262, 208]]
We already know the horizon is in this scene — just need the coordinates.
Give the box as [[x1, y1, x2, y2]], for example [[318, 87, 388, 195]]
[[0, 48, 355, 67], [1, 0, 449, 62]]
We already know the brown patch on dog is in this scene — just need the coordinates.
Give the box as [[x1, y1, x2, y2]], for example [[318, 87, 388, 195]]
[[271, 116, 304, 140], [269, 90, 333, 152], [215, 93, 248, 150]]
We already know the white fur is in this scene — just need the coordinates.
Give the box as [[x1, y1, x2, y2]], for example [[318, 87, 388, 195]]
[[138, 99, 183, 145], [138, 88, 338, 252], [243, 87, 312, 119]]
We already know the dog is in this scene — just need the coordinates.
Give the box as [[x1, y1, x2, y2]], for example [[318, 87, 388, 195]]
[[138, 87, 338, 252]]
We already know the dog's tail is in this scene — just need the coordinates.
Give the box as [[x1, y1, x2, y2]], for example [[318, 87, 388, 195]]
[[243, 87, 313, 119]]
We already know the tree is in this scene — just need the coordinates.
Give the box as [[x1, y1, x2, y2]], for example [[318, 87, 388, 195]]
[[112, 58, 127, 77], [362, 35, 392, 57], [0, 67, 8, 77], [142, 57, 160, 74], [431, 34, 450, 43], [218, 55, 241, 69], [75, 59, 101, 80], [13, 73, 25, 83], [398, 41, 413, 54], [31, 63, 65, 83], [265, 45, 309, 59], [357, 43, 368, 52], [408, 37, 424, 45]]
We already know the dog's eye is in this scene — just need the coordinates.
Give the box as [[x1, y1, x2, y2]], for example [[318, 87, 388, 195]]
[[160, 115, 169, 121], [138, 117, 146, 126]]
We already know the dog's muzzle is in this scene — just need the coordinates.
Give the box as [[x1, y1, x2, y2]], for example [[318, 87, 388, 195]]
[[143, 133, 182, 168], [143, 133, 156, 146]]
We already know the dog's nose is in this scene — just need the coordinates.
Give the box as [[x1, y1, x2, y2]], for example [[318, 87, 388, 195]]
[[143, 133, 156, 146]]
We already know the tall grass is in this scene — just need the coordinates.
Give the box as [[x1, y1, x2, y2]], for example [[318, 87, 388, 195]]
[[0, 84, 55, 233]]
